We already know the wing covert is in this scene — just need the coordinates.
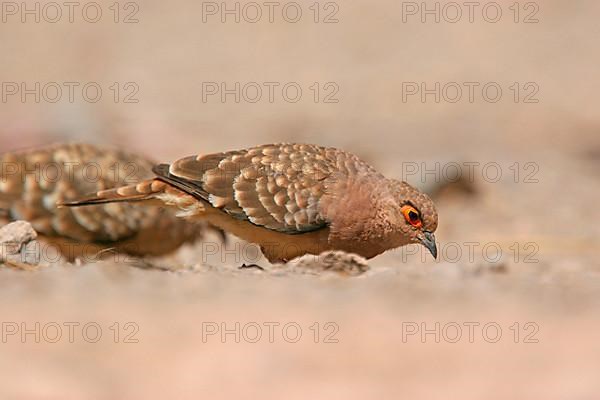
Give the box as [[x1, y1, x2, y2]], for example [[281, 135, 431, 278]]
[[166, 143, 342, 233]]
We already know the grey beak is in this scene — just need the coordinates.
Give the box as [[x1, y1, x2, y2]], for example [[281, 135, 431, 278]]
[[420, 231, 438, 259]]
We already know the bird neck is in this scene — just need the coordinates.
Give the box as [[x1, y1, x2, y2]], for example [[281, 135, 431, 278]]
[[326, 177, 407, 259]]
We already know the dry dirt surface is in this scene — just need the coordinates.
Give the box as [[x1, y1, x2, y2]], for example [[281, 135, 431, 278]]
[[1, 0, 600, 398]]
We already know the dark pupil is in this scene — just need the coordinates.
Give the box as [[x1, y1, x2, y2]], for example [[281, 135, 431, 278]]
[[409, 211, 419, 222]]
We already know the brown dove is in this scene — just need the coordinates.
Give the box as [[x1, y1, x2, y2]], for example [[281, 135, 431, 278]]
[[60, 143, 438, 263], [0, 143, 215, 261]]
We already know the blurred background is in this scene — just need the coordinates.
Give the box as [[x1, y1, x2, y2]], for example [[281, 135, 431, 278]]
[[1, 1, 599, 398]]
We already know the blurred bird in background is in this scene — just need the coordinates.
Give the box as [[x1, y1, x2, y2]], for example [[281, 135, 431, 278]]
[[0, 143, 221, 261]]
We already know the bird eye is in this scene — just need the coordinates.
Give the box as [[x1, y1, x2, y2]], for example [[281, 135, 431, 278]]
[[401, 205, 422, 228]]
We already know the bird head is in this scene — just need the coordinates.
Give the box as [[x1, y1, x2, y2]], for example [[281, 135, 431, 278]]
[[389, 181, 439, 259]]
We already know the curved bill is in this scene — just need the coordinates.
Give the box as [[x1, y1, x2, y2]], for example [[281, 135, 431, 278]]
[[420, 231, 438, 259]]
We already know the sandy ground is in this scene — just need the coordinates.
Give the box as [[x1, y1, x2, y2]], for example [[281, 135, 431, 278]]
[[1, 0, 600, 398]]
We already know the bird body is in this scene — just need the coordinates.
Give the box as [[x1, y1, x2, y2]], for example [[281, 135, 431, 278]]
[[62, 143, 438, 263]]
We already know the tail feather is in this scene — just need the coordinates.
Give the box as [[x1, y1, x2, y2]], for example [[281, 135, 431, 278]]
[[58, 179, 168, 207]]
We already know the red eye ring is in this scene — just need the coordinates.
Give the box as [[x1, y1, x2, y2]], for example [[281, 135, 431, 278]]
[[401, 205, 422, 228]]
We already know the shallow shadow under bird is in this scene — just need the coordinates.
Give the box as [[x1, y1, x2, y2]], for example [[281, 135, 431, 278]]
[[0, 143, 222, 261], [60, 143, 438, 263]]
